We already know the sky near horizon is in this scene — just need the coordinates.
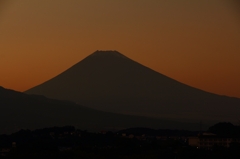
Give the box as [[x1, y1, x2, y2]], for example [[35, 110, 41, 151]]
[[0, 0, 240, 98]]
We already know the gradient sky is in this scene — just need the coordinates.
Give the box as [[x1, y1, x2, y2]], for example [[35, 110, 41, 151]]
[[0, 0, 240, 98]]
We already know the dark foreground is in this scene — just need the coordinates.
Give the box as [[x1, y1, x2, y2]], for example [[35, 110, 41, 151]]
[[1, 125, 240, 159]]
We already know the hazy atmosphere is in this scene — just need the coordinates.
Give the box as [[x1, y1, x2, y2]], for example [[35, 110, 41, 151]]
[[0, 0, 240, 98]]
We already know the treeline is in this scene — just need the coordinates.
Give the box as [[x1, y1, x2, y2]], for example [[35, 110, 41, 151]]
[[0, 123, 240, 159], [118, 127, 199, 137], [0, 125, 187, 159], [208, 122, 240, 136]]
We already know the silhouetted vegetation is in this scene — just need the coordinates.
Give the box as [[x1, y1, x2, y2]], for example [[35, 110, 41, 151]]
[[208, 122, 240, 137], [0, 123, 240, 158]]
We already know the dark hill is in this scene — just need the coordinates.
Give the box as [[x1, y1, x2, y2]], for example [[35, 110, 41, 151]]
[[25, 50, 240, 124], [0, 86, 197, 134]]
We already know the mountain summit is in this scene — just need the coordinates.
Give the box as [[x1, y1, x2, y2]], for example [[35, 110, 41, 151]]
[[26, 50, 240, 124]]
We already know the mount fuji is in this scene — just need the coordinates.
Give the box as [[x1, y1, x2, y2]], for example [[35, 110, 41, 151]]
[[26, 50, 240, 124]]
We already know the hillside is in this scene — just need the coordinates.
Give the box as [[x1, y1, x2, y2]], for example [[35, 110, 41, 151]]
[[0, 86, 198, 134]]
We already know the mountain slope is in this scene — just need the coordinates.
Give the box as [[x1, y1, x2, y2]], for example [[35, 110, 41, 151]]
[[0, 86, 199, 134], [25, 50, 240, 123]]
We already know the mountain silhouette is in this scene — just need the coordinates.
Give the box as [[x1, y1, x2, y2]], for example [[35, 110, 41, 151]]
[[25, 50, 240, 124], [0, 86, 199, 134]]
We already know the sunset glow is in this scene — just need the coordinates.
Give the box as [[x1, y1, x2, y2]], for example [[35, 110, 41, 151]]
[[0, 0, 240, 98]]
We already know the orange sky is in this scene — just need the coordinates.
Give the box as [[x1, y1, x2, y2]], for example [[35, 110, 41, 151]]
[[0, 0, 240, 98]]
